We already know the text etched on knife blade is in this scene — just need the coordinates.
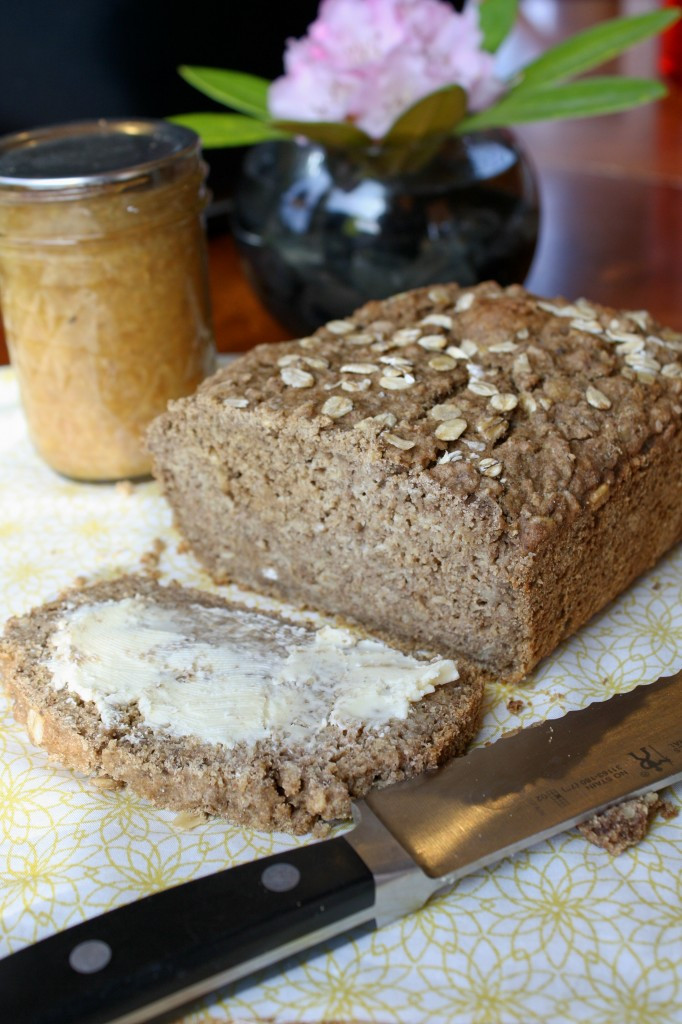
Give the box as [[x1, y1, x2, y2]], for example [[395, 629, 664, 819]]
[[531, 762, 632, 813]]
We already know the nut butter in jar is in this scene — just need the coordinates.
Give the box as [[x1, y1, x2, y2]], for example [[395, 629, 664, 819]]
[[0, 119, 216, 480]]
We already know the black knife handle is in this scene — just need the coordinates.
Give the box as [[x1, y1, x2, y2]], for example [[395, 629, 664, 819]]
[[0, 835, 375, 1024]]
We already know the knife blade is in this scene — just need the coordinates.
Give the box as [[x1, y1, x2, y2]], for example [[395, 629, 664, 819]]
[[2, 669, 681, 1024]]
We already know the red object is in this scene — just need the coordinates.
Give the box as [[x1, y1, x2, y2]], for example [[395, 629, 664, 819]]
[[660, 1, 682, 83]]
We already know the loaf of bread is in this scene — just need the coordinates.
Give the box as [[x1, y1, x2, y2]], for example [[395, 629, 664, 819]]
[[147, 282, 682, 683], [0, 576, 482, 833]]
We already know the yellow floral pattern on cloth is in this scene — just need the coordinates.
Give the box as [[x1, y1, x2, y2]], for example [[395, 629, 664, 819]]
[[0, 365, 680, 1024]]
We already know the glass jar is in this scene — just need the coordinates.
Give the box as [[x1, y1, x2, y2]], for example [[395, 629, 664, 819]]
[[0, 119, 216, 481]]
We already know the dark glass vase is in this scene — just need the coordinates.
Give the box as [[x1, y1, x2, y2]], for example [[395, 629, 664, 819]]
[[231, 130, 539, 338]]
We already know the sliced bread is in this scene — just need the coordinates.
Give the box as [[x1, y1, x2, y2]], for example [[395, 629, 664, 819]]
[[0, 576, 483, 833]]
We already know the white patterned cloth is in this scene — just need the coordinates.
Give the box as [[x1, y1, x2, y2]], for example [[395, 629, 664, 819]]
[[1, 364, 681, 1024]]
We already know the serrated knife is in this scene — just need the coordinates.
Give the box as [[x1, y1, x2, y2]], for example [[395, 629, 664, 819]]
[[2, 669, 682, 1024]]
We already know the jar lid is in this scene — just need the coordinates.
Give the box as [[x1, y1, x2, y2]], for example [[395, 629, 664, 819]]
[[0, 119, 200, 191]]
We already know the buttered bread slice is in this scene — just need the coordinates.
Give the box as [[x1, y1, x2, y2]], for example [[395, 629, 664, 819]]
[[0, 576, 482, 833]]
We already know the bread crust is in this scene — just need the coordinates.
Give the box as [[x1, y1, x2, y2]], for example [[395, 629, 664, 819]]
[[0, 576, 483, 834]]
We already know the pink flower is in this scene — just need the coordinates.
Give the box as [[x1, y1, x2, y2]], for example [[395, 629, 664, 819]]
[[268, 0, 498, 140]]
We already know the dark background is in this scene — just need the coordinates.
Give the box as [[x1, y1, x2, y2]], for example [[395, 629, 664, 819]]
[[0, 0, 321, 214]]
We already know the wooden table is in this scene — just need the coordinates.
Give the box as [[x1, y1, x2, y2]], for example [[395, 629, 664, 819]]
[[513, 0, 682, 332], [1, 0, 680, 366]]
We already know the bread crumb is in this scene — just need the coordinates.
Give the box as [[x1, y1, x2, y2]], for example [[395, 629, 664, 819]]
[[578, 792, 677, 855], [506, 698, 524, 714], [140, 538, 167, 578], [91, 775, 124, 791], [659, 798, 679, 820], [172, 811, 208, 830], [115, 480, 135, 497], [312, 819, 333, 839]]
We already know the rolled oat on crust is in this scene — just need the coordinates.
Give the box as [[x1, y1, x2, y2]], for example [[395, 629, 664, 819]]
[[0, 576, 483, 834], [148, 282, 682, 683]]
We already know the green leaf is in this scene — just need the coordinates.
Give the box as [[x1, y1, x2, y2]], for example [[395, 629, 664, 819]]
[[478, 0, 518, 53], [382, 85, 468, 145], [271, 120, 373, 149], [168, 113, 289, 147], [458, 76, 666, 132], [516, 10, 681, 90], [178, 66, 271, 119]]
